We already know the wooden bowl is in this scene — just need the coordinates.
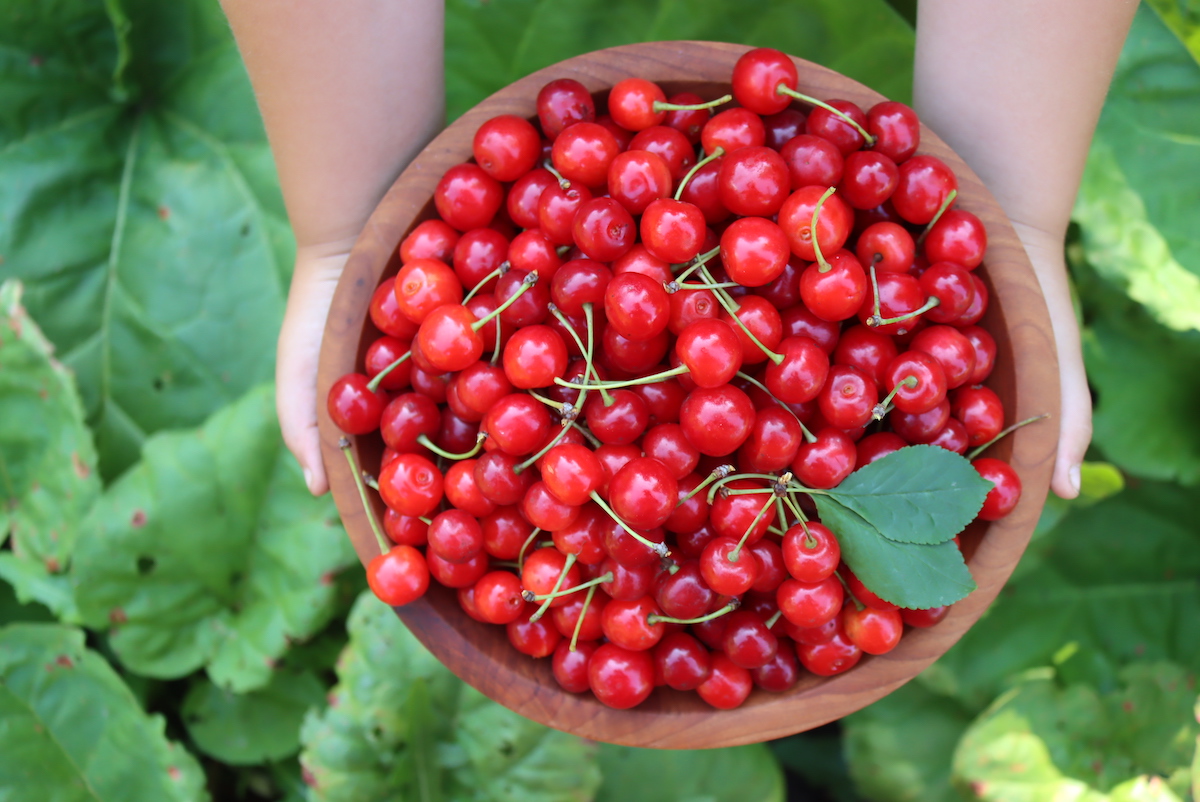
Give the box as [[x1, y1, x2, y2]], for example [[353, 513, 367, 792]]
[[317, 41, 1058, 749]]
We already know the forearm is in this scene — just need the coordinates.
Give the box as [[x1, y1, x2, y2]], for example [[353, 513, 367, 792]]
[[221, 0, 445, 252], [913, 0, 1136, 242]]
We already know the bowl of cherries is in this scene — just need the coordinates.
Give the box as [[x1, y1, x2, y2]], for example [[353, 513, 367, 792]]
[[317, 41, 1059, 749]]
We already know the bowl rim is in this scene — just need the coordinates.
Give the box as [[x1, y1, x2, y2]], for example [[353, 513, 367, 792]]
[[317, 40, 1059, 749]]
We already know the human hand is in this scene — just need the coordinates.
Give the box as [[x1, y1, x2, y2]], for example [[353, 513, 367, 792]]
[[1010, 221, 1091, 500], [276, 240, 356, 496]]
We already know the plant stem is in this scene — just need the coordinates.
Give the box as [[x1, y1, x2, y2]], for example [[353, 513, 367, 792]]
[[967, 413, 1051, 460], [340, 437, 391, 555], [674, 147, 725, 201]]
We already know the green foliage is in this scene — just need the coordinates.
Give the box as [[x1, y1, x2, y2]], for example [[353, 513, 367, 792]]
[[444, 0, 915, 121], [72, 384, 357, 692], [595, 742, 786, 802], [0, 281, 100, 617], [0, 623, 208, 802], [299, 591, 602, 802], [0, 0, 291, 480]]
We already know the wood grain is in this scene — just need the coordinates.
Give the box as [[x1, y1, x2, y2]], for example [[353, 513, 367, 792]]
[[317, 41, 1059, 749]]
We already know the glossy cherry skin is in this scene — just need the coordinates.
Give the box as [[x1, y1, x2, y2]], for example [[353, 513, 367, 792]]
[[607, 77, 667, 131], [679, 384, 757, 457], [474, 451, 535, 507], [792, 427, 857, 489], [781, 522, 840, 584], [662, 92, 709, 144], [818, 364, 877, 430], [708, 480, 774, 545], [536, 78, 596, 139], [370, 278, 420, 339], [722, 610, 779, 669], [327, 373, 386, 434], [521, 547, 582, 608], [507, 168, 557, 229], [778, 185, 854, 262], [855, 432, 908, 467], [551, 639, 599, 694], [752, 643, 801, 693], [426, 509, 484, 564], [607, 149, 673, 214], [655, 631, 712, 691], [583, 390, 650, 447], [902, 604, 951, 628], [738, 406, 804, 473], [434, 164, 504, 231], [400, 219, 459, 264], [720, 216, 791, 287], [654, 560, 717, 620], [797, 624, 863, 677], [427, 549, 489, 590], [472, 570, 527, 625], [604, 272, 670, 341], [552, 122, 620, 188], [842, 604, 904, 655], [601, 595, 665, 652], [394, 258, 464, 325], [521, 481, 581, 532], [702, 107, 766, 154], [777, 575, 844, 629], [700, 537, 760, 596], [719, 145, 791, 218], [731, 47, 797, 115], [479, 505, 533, 560], [720, 295, 784, 367], [856, 221, 916, 274], [921, 262, 977, 324], [642, 423, 701, 479], [840, 564, 898, 611], [507, 603, 563, 658], [780, 134, 844, 189], [800, 249, 868, 322], [974, 457, 1022, 520], [378, 453, 443, 518], [539, 443, 604, 507], [473, 114, 541, 181], [640, 198, 706, 264], [697, 653, 754, 710], [857, 271, 927, 337], [502, 325, 568, 389], [539, 181, 593, 245], [886, 351, 949, 414], [960, 325, 998, 384], [780, 303, 841, 355], [806, 98, 868, 155], [910, 325, 977, 389], [892, 155, 958, 225], [482, 393, 553, 455], [630, 125, 696, 180], [675, 319, 743, 388], [551, 590, 609, 641], [839, 150, 899, 210], [950, 384, 1005, 446], [891, 398, 952, 445], [833, 325, 899, 392], [866, 101, 920, 163], [764, 336, 831, 405], [367, 545, 430, 607], [609, 457, 678, 530], [589, 643, 655, 709], [573, 197, 636, 262], [924, 208, 987, 269]]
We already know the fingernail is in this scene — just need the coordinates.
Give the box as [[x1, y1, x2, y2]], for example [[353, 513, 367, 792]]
[[1069, 464, 1081, 495], [303, 468, 315, 492]]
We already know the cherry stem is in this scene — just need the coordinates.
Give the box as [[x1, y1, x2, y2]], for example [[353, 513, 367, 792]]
[[415, 432, 485, 460], [673, 246, 722, 283], [544, 161, 572, 190], [811, 187, 837, 273], [675, 147, 725, 201], [529, 552, 577, 622], [653, 93, 732, 115], [569, 584, 598, 652], [735, 371, 816, 442], [590, 491, 670, 557], [554, 363, 689, 391], [967, 413, 1051, 461], [514, 416, 577, 474], [871, 376, 918, 421], [339, 437, 391, 555], [783, 493, 810, 524], [362, 472, 379, 491], [647, 599, 740, 627], [699, 265, 784, 365], [917, 189, 958, 247], [583, 303, 614, 406], [776, 85, 876, 146], [867, 295, 940, 329], [677, 464, 736, 507], [571, 421, 602, 448], [775, 497, 790, 532], [517, 527, 543, 572], [471, 271, 537, 332], [765, 610, 784, 630], [729, 488, 781, 562], [706, 470, 782, 504], [869, 264, 882, 323], [523, 571, 612, 603], [366, 349, 413, 393], [528, 390, 566, 411], [464, 262, 509, 304], [490, 314, 502, 366], [664, 280, 740, 293]]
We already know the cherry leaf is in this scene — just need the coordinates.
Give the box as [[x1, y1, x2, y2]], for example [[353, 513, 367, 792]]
[[822, 445, 992, 545], [814, 496, 976, 608]]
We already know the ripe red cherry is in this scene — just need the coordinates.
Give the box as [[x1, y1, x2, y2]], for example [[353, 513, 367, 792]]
[[541, 443, 604, 507], [675, 319, 743, 388], [640, 198, 706, 264], [722, 610, 779, 669], [777, 575, 843, 629], [604, 272, 670, 341], [589, 643, 655, 709], [702, 107, 766, 154], [792, 427, 857, 489], [697, 652, 753, 710], [763, 108, 807, 150], [780, 134, 844, 189], [920, 262, 977, 324], [608, 77, 668, 131], [601, 596, 665, 651], [806, 99, 868, 155], [857, 270, 926, 337], [583, 390, 650, 446], [892, 155, 958, 225], [886, 351, 949, 414], [508, 168, 557, 229], [552, 122, 621, 188], [482, 393, 553, 455], [416, 304, 483, 373], [901, 605, 951, 628], [974, 457, 1022, 520], [573, 197, 636, 262], [797, 623, 863, 676], [662, 92, 709, 145], [700, 537, 760, 596], [839, 150, 899, 210], [842, 604, 904, 655], [507, 603, 562, 657], [552, 639, 599, 693], [782, 522, 840, 583], [800, 249, 868, 322], [720, 217, 791, 288], [609, 457, 679, 530], [840, 564, 898, 611], [378, 452, 444, 518], [502, 325, 568, 389], [960, 325, 998, 384], [950, 384, 1005, 446], [718, 146, 791, 217], [910, 325, 977, 389], [764, 335, 832, 405], [856, 221, 915, 274], [536, 78, 596, 139], [731, 47, 797, 115], [738, 406, 803, 473], [866, 101, 920, 163], [608, 150, 673, 214], [379, 392, 439, 452], [400, 219, 459, 264], [327, 373, 386, 434], [394, 258, 463, 324], [370, 278, 420, 339], [434, 164, 504, 231], [679, 384, 756, 457], [924, 208, 987, 269], [643, 423, 701, 480], [473, 114, 541, 181], [709, 479, 774, 545], [367, 545, 430, 607], [655, 631, 713, 691], [778, 186, 853, 262]]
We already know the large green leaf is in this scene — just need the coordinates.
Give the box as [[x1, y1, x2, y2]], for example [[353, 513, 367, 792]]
[[951, 663, 1198, 801], [824, 445, 992, 545], [0, 0, 291, 479], [444, 0, 916, 122], [919, 481, 1200, 712], [182, 669, 326, 766], [844, 681, 974, 802], [0, 623, 208, 801], [1144, 0, 1200, 72], [299, 591, 601, 802], [1078, 270, 1200, 486], [0, 281, 100, 616], [71, 384, 356, 692], [1083, 5, 1200, 301], [595, 742, 786, 802]]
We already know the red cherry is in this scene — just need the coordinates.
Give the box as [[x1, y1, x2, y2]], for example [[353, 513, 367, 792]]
[[400, 219, 459, 264], [608, 77, 668, 131], [608, 149, 673, 214], [473, 114, 541, 181], [378, 452, 443, 518], [536, 78, 596, 139], [552, 639, 599, 693], [696, 653, 753, 710], [367, 545, 430, 607], [640, 198, 706, 264], [609, 457, 679, 531], [839, 150, 899, 210], [731, 47, 797, 115], [507, 602, 563, 658], [679, 384, 756, 457], [866, 101, 920, 163], [856, 221, 916, 274], [655, 631, 713, 691], [792, 427, 857, 489], [950, 384, 1005, 446], [892, 155, 958, 225], [508, 168, 557, 230], [842, 604, 904, 655], [601, 596, 665, 651], [718, 145, 791, 218], [797, 623, 863, 676], [923, 208, 987, 269], [778, 186, 853, 262], [700, 537, 760, 596], [806, 99, 868, 155], [800, 249, 868, 322], [675, 319, 743, 388], [702, 107, 766, 154], [573, 197, 636, 262], [901, 605, 951, 628], [974, 457, 1022, 520], [589, 642, 655, 709], [552, 122, 621, 188], [434, 164, 503, 231], [327, 373, 386, 434], [777, 575, 843, 629]]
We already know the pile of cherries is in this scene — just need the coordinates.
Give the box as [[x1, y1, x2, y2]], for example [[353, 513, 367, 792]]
[[327, 47, 1023, 711]]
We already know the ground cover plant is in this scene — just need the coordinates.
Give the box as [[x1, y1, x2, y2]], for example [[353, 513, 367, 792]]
[[1, 0, 1198, 799]]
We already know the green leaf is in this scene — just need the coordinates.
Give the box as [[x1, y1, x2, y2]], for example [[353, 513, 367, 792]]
[[1082, 6, 1200, 301], [824, 445, 992, 545], [0, 623, 208, 801], [300, 591, 601, 802], [1078, 462, 1127, 503], [815, 496, 977, 608], [595, 742, 785, 802], [444, 0, 915, 122], [1144, 0, 1200, 70], [182, 669, 326, 766], [918, 480, 1200, 712], [0, 0, 291, 479], [0, 281, 101, 617], [770, 728, 863, 802], [1078, 269, 1200, 486], [0, 576, 55, 624], [844, 681, 975, 802], [72, 384, 357, 692], [951, 663, 1198, 801]]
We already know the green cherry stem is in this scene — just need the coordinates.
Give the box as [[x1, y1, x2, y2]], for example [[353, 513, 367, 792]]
[[472, 271, 538, 332], [590, 491, 670, 557], [528, 391, 567, 411], [866, 295, 940, 329], [663, 280, 740, 293], [916, 189, 958, 247], [967, 413, 1052, 461], [554, 363, 689, 391], [464, 261, 509, 304], [362, 472, 379, 491], [569, 584, 598, 652], [677, 464, 736, 507], [672, 246, 722, 283], [775, 497, 790, 532], [653, 94, 732, 115], [811, 187, 837, 273], [514, 414, 579, 475], [544, 161, 572, 190], [775, 85, 875, 146], [517, 527, 543, 572], [782, 493, 809, 525], [734, 371, 817, 442], [647, 599, 740, 627], [570, 421, 603, 448], [339, 437, 391, 555], [705, 470, 786, 504], [871, 376, 918, 421], [728, 490, 779, 562], [582, 303, 613, 406], [674, 147, 726, 201], [699, 265, 785, 365], [523, 571, 612, 603], [366, 349, 413, 393], [765, 609, 784, 630], [528, 553, 577, 623], [868, 264, 882, 325], [415, 432, 486, 460]]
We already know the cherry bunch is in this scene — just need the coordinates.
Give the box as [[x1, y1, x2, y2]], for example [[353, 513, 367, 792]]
[[327, 47, 1027, 711]]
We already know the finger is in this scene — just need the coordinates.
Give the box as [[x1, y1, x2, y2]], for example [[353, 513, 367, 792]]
[[1051, 336, 1092, 499], [276, 253, 347, 496]]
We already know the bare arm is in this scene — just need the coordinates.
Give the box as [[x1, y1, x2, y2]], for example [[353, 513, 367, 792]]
[[222, 0, 445, 494], [914, 0, 1137, 499]]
